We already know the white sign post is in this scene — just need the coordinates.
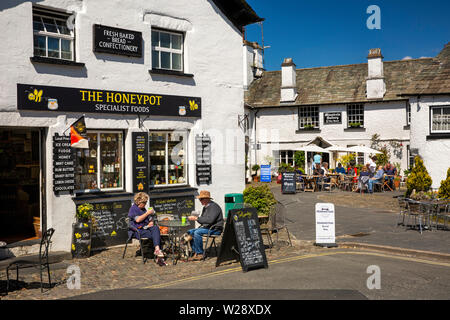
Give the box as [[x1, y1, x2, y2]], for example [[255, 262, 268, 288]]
[[315, 203, 337, 248]]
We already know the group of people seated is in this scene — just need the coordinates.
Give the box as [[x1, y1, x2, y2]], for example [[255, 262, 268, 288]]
[[299, 153, 399, 193], [128, 190, 223, 265]]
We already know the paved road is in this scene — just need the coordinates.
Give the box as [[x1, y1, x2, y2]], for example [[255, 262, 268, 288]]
[[272, 188, 450, 254], [67, 250, 450, 300]]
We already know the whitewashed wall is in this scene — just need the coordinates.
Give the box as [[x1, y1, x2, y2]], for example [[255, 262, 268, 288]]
[[409, 95, 450, 190], [250, 101, 411, 173], [0, 0, 246, 251]]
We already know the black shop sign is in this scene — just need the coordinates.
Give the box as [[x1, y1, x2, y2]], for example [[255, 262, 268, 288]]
[[195, 134, 212, 185], [53, 133, 75, 195], [132, 132, 149, 193], [94, 24, 142, 57], [324, 112, 342, 124], [17, 83, 201, 118]]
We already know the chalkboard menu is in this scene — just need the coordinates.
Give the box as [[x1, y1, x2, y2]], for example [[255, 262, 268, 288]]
[[196, 134, 212, 185], [132, 132, 149, 193], [93, 24, 142, 57], [71, 222, 92, 258], [77, 199, 131, 249], [281, 172, 296, 194], [324, 112, 342, 124], [216, 207, 268, 272], [53, 133, 75, 195], [150, 195, 195, 219]]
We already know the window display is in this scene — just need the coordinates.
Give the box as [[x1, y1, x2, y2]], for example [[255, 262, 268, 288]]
[[75, 131, 123, 191], [149, 131, 186, 186]]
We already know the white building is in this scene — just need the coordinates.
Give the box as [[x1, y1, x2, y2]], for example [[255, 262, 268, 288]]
[[244, 42, 450, 188], [0, 0, 262, 251]]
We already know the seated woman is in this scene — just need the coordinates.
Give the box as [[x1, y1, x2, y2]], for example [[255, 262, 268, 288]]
[[128, 192, 165, 260], [368, 166, 385, 193], [358, 166, 371, 192]]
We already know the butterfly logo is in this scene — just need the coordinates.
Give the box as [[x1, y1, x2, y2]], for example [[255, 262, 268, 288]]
[[189, 100, 198, 111], [28, 89, 43, 102]]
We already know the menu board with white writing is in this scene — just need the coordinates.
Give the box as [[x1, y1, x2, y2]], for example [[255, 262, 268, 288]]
[[216, 207, 268, 272], [53, 133, 75, 195], [79, 200, 131, 249], [196, 134, 212, 185], [150, 195, 195, 219]]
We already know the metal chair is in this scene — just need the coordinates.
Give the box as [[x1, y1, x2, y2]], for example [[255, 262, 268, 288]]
[[396, 196, 408, 226], [6, 228, 55, 294], [260, 202, 292, 250], [122, 218, 150, 264], [404, 200, 430, 234], [202, 226, 221, 261]]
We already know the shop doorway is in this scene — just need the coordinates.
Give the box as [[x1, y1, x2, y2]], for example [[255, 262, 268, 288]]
[[0, 128, 44, 244]]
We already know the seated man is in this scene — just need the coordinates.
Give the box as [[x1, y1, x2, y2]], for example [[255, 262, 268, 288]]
[[313, 163, 325, 190], [335, 163, 346, 174], [368, 166, 385, 193], [128, 192, 165, 262], [187, 190, 224, 261]]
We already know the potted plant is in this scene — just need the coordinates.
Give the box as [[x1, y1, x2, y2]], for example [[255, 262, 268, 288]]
[[394, 176, 401, 189], [303, 124, 315, 130], [348, 122, 362, 128], [252, 164, 260, 182]]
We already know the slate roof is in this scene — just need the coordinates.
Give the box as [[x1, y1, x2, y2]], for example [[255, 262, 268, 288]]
[[245, 43, 450, 108]]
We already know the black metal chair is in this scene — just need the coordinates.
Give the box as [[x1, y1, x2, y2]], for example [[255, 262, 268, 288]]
[[202, 226, 221, 261], [260, 202, 292, 250], [122, 218, 150, 264], [6, 228, 55, 294], [396, 196, 408, 227]]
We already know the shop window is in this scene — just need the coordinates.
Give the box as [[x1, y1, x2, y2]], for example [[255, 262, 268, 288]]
[[298, 106, 319, 129], [431, 106, 450, 133], [279, 150, 295, 166], [149, 131, 187, 186], [151, 29, 184, 72], [33, 7, 74, 60], [75, 131, 123, 192], [347, 104, 364, 128]]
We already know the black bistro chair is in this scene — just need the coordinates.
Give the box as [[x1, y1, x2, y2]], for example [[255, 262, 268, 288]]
[[122, 218, 151, 264], [6, 228, 55, 294], [201, 226, 222, 261]]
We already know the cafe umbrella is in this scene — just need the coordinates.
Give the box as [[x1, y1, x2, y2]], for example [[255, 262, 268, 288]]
[[346, 145, 382, 155]]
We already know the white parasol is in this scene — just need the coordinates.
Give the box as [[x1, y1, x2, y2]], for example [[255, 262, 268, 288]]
[[346, 145, 382, 154]]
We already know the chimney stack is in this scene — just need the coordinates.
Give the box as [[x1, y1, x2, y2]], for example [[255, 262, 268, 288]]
[[366, 48, 386, 99], [280, 58, 297, 103], [243, 40, 264, 89]]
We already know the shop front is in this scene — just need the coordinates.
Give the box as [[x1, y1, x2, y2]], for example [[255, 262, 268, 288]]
[[0, 127, 44, 244], [16, 83, 203, 251]]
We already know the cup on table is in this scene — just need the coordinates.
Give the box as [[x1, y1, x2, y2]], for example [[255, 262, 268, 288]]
[[181, 216, 187, 225]]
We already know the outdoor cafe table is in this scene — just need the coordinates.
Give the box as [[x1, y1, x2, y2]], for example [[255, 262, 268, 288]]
[[157, 219, 192, 265], [302, 175, 320, 192]]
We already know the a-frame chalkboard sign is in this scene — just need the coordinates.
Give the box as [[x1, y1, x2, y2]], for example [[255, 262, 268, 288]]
[[216, 207, 268, 272]]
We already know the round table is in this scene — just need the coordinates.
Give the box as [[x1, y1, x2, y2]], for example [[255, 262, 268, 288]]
[[158, 219, 193, 264]]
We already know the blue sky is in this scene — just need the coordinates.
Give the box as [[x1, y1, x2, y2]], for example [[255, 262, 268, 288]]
[[244, 0, 450, 71]]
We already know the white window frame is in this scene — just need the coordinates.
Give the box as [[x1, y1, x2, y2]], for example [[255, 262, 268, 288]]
[[430, 105, 450, 133], [151, 29, 184, 72], [33, 8, 74, 61], [74, 130, 124, 193], [149, 130, 188, 188], [347, 103, 364, 127], [298, 106, 319, 129]]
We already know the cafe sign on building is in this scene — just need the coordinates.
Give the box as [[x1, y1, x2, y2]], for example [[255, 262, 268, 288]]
[[93, 24, 142, 57], [17, 84, 201, 117]]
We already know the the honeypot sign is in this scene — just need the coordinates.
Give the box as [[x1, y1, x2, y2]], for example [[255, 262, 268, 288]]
[[17, 83, 201, 117]]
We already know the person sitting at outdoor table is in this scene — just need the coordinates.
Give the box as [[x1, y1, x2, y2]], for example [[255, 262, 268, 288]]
[[384, 163, 397, 190], [128, 192, 165, 260], [186, 190, 224, 261], [313, 163, 325, 190], [368, 166, 385, 194], [335, 163, 346, 174], [357, 166, 371, 192]]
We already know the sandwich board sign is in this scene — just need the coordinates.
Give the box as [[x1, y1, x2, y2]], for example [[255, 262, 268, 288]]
[[260, 165, 271, 182], [314, 203, 337, 248]]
